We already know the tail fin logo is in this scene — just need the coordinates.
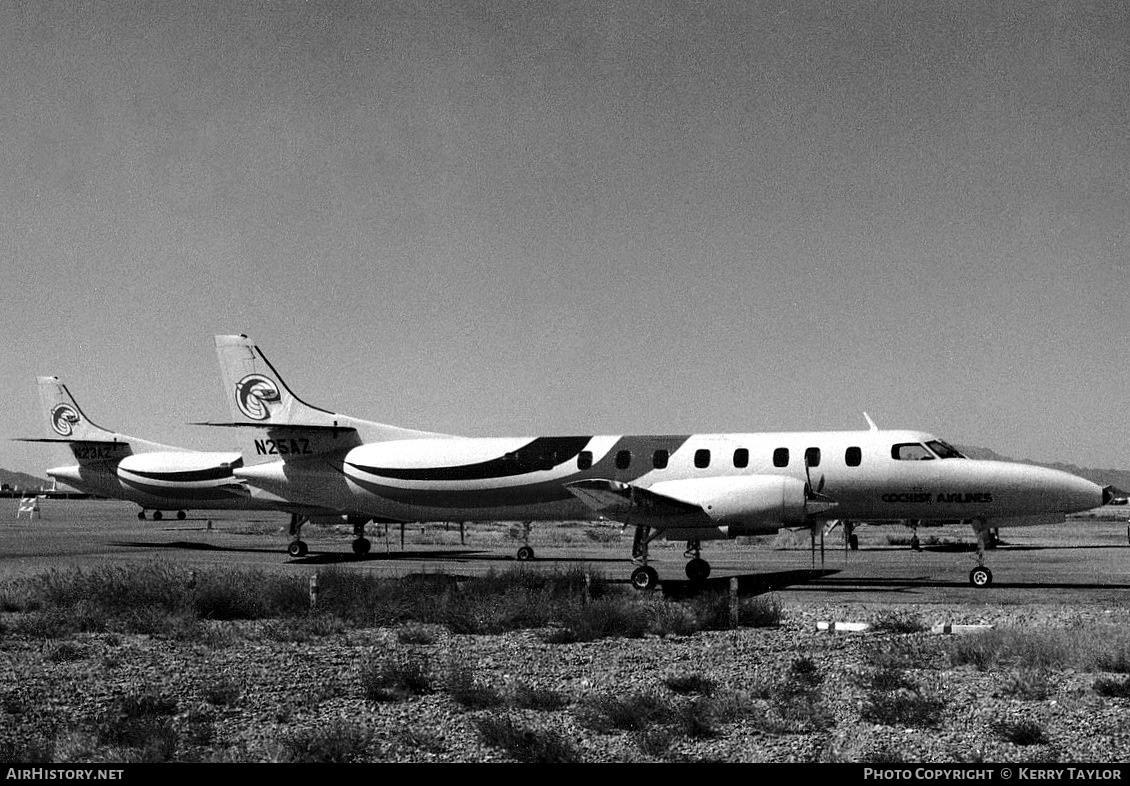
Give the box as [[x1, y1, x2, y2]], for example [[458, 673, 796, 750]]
[[51, 404, 81, 436], [235, 374, 281, 421]]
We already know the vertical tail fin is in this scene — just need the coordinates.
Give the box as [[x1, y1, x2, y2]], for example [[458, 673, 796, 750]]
[[32, 377, 177, 456], [214, 335, 342, 428], [211, 334, 450, 443], [37, 376, 120, 442]]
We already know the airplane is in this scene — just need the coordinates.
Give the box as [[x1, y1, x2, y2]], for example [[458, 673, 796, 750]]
[[206, 334, 1112, 589], [16, 375, 343, 527]]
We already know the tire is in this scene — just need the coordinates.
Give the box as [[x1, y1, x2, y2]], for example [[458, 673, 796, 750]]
[[969, 566, 993, 588], [516, 545, 535, 561], [848, 533, 859, 550], [685, 558, 711, 582], [137, 510, 146, 520], [152, 510, 163, 521], [352, 537, 371, 556], [631, 565, 659, 591], [287, 540, 308, 558], [176, 511, 186, 520]]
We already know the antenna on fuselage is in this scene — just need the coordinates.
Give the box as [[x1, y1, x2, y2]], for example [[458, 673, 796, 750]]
[[863, 412, 878, 431]]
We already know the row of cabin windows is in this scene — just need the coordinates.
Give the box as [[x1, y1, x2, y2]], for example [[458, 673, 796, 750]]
[[576, 446, 864, 471]]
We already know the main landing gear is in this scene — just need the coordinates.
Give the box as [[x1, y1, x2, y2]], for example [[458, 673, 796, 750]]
[[350, 515, 371, 556], [287, 513, 308, 558], [626, 529, 712, 591], [629, 524, 661, 590], [137, 509, 187, 521], [684, 540, 710, 582], [515, 521, 536, 561]]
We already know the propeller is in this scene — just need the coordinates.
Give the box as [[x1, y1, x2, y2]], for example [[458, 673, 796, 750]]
[[803, 453, 837, 567]]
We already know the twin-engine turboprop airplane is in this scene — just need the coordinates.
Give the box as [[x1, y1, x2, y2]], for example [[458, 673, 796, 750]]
[[207, 335, 1111, 589], [17, 376, 341, 525]]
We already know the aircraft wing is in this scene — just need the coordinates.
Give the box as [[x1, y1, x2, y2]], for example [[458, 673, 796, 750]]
[[564, 479, 705, 521], [565, 475, 819, 527]]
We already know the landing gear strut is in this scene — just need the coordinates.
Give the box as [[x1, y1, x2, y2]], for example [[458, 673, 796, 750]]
[[969, 520, 994, 587], [515, 521, 535, 560], [350, 515, 371, 556], [684, 540, 710, 582], [629, 525, 661, 590], [287, 513, 308, 559]]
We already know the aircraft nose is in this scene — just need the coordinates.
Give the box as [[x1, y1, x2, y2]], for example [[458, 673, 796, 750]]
[[46, 465, 81, 484], [1103, 485, 1125, 506], [1054, 470, 1108, 513]]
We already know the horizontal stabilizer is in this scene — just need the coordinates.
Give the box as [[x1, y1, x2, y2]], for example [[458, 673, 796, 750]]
[[192, 421, 358, 435], [14, 437, 127, 444]]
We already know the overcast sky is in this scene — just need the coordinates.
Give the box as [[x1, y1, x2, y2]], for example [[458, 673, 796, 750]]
[[2, 0, 1126, 477]]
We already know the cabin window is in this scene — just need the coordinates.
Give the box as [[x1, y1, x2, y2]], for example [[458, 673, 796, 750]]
[[577, 451, 593, 470], [892, 443, 934, 461], [653, 449, 669, 469], [805, 447, 821, 468], [845, 446, 862, 467], [616, 450, 632, 470], [773, 447, 789, 467], [695, 448, 711, 469], [733, 448, 749, 469]]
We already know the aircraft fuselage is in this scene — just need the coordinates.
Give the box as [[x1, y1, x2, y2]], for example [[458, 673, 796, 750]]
[[235, 429, 1105, 538]]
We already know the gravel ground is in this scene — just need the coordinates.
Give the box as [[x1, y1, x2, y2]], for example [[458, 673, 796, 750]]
[[5, 600, 1130, 763]]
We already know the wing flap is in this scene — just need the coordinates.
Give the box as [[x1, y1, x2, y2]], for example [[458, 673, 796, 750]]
[[564, 479, 708, 523]]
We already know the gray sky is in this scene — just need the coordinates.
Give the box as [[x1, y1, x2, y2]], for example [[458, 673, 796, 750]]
[[2, 0, 1127, 477]]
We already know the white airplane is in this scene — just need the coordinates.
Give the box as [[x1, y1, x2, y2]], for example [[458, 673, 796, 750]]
[[17, 376, 342, 526], [209, 334, 1112, 589]]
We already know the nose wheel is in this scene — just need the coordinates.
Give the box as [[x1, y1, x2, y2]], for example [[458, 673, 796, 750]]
[[969, 566, 993, 587]]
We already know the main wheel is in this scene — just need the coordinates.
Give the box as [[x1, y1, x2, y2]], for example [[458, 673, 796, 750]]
[[685, 558, 711, 582], [176, 510, 187, 520], [152, 510, 163, 521], [516, 545, 535, 561], [287, 540, 308, 558], [848, 533, 859, 550], [352, 537, 371, 556], [630, 565, 659, 591], [969, 566, 993, 587], [137, 510, 147, 520]]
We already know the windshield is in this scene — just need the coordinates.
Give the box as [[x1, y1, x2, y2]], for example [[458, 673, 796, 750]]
[[892, 443, 934, 460], [926, 440, 966, 459]]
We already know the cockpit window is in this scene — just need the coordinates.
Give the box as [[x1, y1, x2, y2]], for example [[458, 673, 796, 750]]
[[892, 443, 934, 461], [926, 440, 966, 459]]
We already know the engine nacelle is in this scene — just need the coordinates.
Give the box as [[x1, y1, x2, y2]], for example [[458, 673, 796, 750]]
[[647, 474, 810, 525]]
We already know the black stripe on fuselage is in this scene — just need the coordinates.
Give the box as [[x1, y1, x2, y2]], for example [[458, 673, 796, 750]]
[[345, 435, 693, 510], [347, 436, 594, 482], [119, 459, 243, 484], [117, 479, 250, 501]]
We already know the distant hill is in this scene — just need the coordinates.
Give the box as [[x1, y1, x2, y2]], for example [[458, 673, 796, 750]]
[[0, 468, 51, 492], [957, 446, 1130, 495]]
